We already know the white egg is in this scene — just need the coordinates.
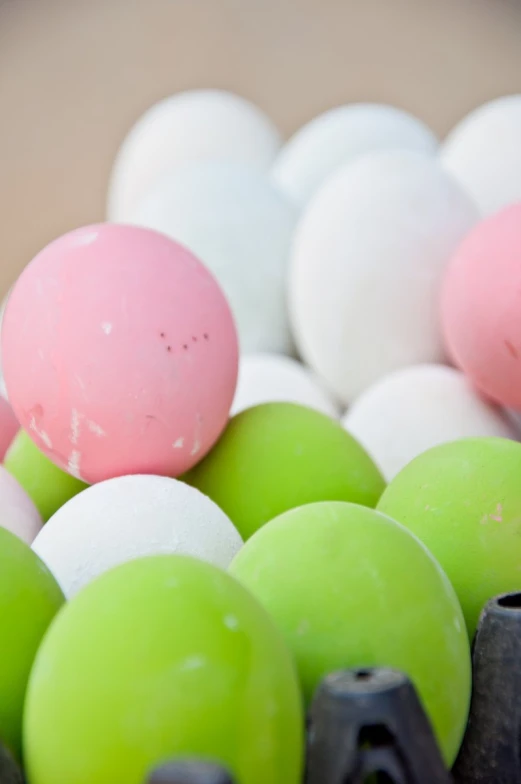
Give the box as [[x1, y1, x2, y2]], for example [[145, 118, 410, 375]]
[[31, 474, 243, 598], [271, 103, 438, 207], [107, 89, 281, 222], [231, 353, 341, 418], [289, 150, 478, 406], [130, 160, 298, 354], [0, 466, 42, 545], [342, 365, 515, 480], [441, 95, 521, 217]]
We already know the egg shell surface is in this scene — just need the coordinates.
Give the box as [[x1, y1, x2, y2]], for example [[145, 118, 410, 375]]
[[2, 224, 239, 484], [0, 396, 18, 459], [231, 353, 341, 418], [229, 501, 471, 766], [107, 89, 281, 222], [440, 95, 521, 217], [271, 102, 438, 207], [0, 466, 42, 545], [24, 555, 304, 784], [377, 437, 521, 636], [184, 402, 385, 540], [32, 474, 243, 598], [0, 527, 64, 760], [289, 150, 479, 405], [343, 364, 514, 480], [442, 204, 521, 409], [130, 160, 298, 355], [5, 429, 88, 522]]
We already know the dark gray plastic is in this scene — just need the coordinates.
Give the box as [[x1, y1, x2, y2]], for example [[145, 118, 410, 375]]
[[305, 667, 451, 784]]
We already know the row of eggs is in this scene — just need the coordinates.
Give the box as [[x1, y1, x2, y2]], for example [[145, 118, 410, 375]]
[[6, 423, 521, 783], [107, 90, 521, 408], [1, 92, 521, 482], [1, 88, 521, 784]]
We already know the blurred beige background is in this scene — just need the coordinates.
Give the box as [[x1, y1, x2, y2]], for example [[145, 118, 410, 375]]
[[1, 0, 521, 298]]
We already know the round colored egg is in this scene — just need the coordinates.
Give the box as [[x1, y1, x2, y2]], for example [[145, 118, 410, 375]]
[[377, 437, 521, 636], [184, 402, 385, 540], [4, 429, 88, 521], [0, 396, 19, 459], [130, 160, 298, 355], [32, 474, 243, 598], [231, 353, 340, 418], [271, 102, 438, 207], [107, 89, 281, 222], [229, 501, 471, 766], [0, 466, 42, 544], [343, 364, 514, 480], [2, 224, 238, 484], [440, 94, 521, 217], [24, 555, 304, 784], [0, 527, 64, 760], [442, 204, 521, 409], [289, 150, 478, 406]]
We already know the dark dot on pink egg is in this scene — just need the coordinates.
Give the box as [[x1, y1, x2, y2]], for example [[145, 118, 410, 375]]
[[203, 333, 209, 341], [192, 336, 197, 342], [160, 332, 166, 339], [167, 346, 172, 352], [183, 344, 189, 350]]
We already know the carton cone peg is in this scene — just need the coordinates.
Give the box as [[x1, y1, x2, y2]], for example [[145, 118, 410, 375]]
[[0, 742, 24, 784], [148, 760, 234, 784], [454, 592, 521, 783], [305, 667, 451, 784]]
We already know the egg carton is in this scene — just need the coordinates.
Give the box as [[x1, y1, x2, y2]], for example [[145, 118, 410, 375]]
[[2, 591, 515, 784]]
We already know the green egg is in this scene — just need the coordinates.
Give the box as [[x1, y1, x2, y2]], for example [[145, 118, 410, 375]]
[[24, 555, 304, 784], [184, 402, 385, 539], [378, 436, 521, 637], [229, 501, 471, 766], [0, 527, 64, 760], [4, 430, 88, 521]]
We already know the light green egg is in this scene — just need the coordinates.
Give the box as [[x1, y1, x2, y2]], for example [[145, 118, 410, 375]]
[[378, 436, 521, 637], [229, 501, 471, 766], [0, 527, 64, 760], [24, 555, 304, 784], [4, 429, 88, 521], [184, 402, 385, 540]]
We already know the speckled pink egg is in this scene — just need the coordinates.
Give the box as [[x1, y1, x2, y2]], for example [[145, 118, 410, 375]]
[[442, 204, 521, 409], [2, 224, 238, 483], [0, 397, 19, 460]]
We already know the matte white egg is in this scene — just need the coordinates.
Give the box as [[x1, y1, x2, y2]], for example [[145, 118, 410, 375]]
[[289, 150, 478, 406], [440, 95, 521, 217], [130, 160, 298, 355], [343, 364, 515, 480], [31, 474, 243, 598], [107, 89, 281, 222], [231, 353, 341, 417], [271, 103, 438, 207], [0, 466, 42, 545]]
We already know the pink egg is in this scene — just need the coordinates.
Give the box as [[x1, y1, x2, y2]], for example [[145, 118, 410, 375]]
[[442, 204, 521, 408], [0, 466, 42, 544], [0, 396, 19, 460], [2, 224, 238, 483]]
